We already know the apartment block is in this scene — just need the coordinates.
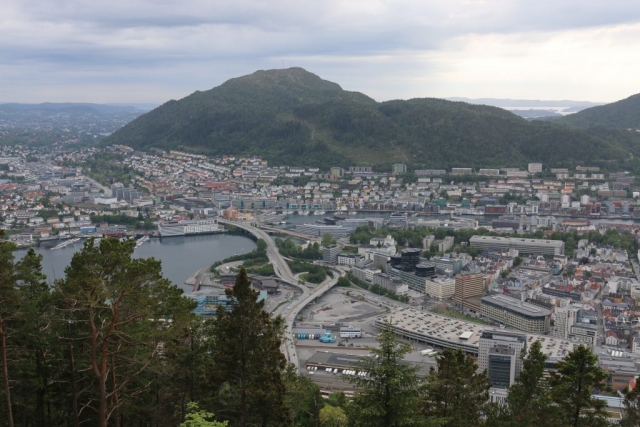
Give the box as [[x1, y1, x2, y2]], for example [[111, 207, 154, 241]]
[[551, 306, 580, 339], [528, 163, 543, 173]]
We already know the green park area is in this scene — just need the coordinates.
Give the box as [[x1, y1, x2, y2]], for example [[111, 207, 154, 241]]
[[432, 306, 491, 325]]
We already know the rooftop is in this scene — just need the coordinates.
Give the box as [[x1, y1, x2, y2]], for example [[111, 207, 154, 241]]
[[378, 307, 577, 359], [470, 235, 564, 248], [482, 294, 552, 318]]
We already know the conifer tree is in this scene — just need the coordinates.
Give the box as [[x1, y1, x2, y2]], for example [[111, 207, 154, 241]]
[[549, 344, 608, 427], [621, 380, 640, 427], [422, 348, 491, 427], [55, 238, 196, 427], [0, 240, 17, 427], [283, 365, 323, 427], [344, 319, 423, 427], [12, 248, 59, 427], [209, 267, 289, 427], [498, 340, 560, 427]]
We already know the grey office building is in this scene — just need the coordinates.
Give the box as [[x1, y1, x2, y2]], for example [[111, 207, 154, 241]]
[[478, 331, 526, 389]]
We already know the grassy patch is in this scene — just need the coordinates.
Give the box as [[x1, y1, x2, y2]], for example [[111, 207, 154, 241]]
[[432, 307, 491, 325]]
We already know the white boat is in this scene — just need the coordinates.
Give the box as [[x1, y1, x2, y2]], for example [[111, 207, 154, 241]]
[[135, 235, 150, 249], [315, 210, 325, 216], [51, 237, 81, 250]]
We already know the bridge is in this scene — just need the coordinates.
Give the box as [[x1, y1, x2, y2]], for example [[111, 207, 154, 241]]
[[217, 219, 341, 370], [255, 224, 319, 241]]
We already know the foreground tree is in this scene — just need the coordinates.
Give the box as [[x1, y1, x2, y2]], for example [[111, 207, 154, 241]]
[[0, 241, 18, 427], [320, 405, 347, 427], [491, 340, 560, 427], [283, 366, 323, 427], [209, 268, 290, 427], [180, 402, 228, 427], [11, 248, 59, 427], [550, 345, 608, 427], [55, 238, 195, 427], [344, 319, 423, 427], [422, 348, 491, 427], [621, 380, 640, 426]]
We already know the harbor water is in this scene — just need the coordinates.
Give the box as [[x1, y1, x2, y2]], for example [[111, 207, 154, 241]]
[[14, 233, 257, 292]]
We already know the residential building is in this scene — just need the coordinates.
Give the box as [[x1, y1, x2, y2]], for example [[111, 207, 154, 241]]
[[551, 305, 580, 339], [392, 164, 407, 174], [528, 163, 543, 173]]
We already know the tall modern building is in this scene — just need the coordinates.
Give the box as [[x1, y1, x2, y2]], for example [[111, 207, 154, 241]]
[[478, 331, 527, 389], [452, 273, 485, 309], [322, 244, 341, 264], [552, 306, 580, 339]]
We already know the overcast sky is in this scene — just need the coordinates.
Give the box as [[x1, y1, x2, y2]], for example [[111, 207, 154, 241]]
[[3, 0, 640, 104]]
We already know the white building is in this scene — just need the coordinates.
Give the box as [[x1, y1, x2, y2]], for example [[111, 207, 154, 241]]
[[478, 331, 527, 389], [551, 306, 580, 339], [424, 277, 456, 300], [528, 163, 543, 173]]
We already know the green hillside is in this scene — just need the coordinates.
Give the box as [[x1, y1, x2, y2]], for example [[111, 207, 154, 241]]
[[560, 93, 640, 129], [105, 68, 640, 169]]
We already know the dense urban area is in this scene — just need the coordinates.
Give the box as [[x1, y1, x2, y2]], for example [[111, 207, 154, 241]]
[[4, 134, 640, 426]]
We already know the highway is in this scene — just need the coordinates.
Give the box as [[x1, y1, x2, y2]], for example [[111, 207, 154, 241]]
[[218, 219, 341, 370]]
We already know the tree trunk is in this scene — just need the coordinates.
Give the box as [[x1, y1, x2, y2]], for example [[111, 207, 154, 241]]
[[111, 353, 121, 427], [0, 324, 15, 427], [68, 342, 80, 427]]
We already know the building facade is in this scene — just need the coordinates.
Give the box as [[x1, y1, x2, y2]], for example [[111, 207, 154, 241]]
[[478, 331, 527, 389], [452, 273, 485, 307], [469, 235, 565, 256], [424, 277, 456, 300], [322, 244, 341, 264], [481, 294, 551, 334]]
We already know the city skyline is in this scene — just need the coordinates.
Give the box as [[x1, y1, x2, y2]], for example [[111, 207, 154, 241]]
[[3, 0, 640, 104]]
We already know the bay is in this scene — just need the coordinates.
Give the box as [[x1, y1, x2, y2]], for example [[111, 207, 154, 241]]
[[14, 234, 257, 292]]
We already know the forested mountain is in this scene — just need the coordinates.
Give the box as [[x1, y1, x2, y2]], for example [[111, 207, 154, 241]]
[[559, 93, 640, 129], [105, 68, 640, 169]]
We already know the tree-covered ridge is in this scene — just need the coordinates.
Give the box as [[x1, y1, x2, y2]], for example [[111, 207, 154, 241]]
[[560, 93, 640, 129], [104, 68, 640, 170]]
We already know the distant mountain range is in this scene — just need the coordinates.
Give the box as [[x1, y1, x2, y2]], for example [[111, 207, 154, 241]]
[[104, 68, 640, 170], [0, 102, 148, 116], [558, 93, 640, 129], [446, 97, 603, 109], [446, 98, 604, 119]]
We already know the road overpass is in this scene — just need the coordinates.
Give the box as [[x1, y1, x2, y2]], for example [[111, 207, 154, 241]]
[[255, 225, 318, 241], [217, 219, 341, 370]]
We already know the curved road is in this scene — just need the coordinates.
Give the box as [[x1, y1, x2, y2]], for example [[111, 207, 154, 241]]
[[218, 219, 342, 370]]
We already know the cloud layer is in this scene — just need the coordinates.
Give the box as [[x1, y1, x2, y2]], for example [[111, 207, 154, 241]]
[[3, 0, 640, 103]]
